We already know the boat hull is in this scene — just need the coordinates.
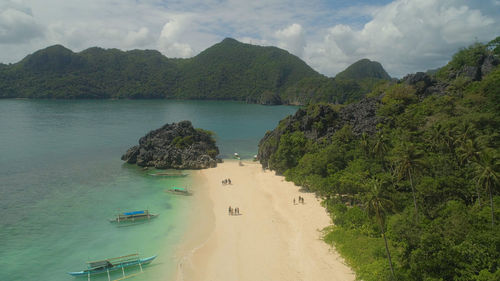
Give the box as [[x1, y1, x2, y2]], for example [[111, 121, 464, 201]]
[[109, 214, 158, 223], [149, 173, 188, 177], [68, 255, 156, 276]]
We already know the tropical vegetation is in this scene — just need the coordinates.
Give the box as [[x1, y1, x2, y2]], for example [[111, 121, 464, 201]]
[[0, 38, 390, 105], [259, 37, 500, 280]]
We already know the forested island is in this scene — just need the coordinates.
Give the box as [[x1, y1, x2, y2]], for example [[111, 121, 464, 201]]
[[0, 38, 390, 105], [258, 38, 500, 280]]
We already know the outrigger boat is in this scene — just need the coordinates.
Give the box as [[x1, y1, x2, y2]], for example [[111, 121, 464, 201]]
[[68, 253, 156, 281], [109, 210, 158, 224], [165, 186, 191, 195], [148, 172, 188, 177], [233, 152, 240, 160]]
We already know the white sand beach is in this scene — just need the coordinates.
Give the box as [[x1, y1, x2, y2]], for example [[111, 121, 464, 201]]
[[175, 160, 354, 281]]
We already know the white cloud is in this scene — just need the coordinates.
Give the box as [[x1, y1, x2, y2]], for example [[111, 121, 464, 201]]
[[158, 15, 194, 58], [275, 23, 306, 57], [0, 2, 43, 44], [124, 27, 152, 48], [0, 0, 499, 78], [305, 0, 499, 77]]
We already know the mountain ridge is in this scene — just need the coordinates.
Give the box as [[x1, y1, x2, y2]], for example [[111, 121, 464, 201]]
[[0, 38, 390, 104]]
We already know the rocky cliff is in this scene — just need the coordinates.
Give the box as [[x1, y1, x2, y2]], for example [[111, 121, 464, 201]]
[[257, 98, 381, 169], [121, 121, 219, 169]]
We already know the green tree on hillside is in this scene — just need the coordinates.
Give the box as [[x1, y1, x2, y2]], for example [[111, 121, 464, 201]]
[[392, 143, 426, 221], [474, 151, 499, 227], [364, 177, 396, 280]]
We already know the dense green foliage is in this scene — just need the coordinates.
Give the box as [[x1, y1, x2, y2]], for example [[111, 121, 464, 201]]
[[261, 40, 500, 280], [336, 58, 392, 81], [0, 38, 390, 105]]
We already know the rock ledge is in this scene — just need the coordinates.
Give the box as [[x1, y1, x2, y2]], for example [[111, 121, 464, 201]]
[[121, 121, 219, 169]]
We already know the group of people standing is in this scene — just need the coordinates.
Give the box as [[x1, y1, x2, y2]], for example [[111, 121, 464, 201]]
[[222, 178, 232, 185], [228, 206, 240, 216], [293, 196, 305, 205]]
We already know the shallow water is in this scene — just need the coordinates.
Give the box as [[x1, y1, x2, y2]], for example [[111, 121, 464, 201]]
[[0, 99, 297, 281]]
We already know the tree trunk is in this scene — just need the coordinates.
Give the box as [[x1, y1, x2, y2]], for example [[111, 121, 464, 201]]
[[489, 184, 495, 227], [377, 208, 396, 280], [476, 180, 482, 207], [408, 169, 418, 221]]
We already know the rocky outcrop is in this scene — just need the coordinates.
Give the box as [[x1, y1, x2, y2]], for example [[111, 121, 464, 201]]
[[401, 72, 444, 98], [449, 54, 499, 82], [402, 54, 499, 99], [121, 121, 219, 169], [258, 98, 381, 168], [337, 98, 380, 135]]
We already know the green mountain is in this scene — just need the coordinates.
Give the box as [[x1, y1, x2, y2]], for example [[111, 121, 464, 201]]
[[257, 38, 500, 280], [335, 58, 391, 80], [0, 38, 389, 104]]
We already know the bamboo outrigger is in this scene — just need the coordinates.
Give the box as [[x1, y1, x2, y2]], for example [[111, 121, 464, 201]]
[[148, 172, 188, 177], [68, 253, 156, 281], [109, 210, 158, 224]]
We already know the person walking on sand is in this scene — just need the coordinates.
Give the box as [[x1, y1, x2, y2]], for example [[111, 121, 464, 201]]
[[228, 178, 231, 185], [293, 198, 296, 205], [228, 206, 232, 215]]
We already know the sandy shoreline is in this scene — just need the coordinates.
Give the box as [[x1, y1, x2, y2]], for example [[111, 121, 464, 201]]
[[174, 160, 354, 281]]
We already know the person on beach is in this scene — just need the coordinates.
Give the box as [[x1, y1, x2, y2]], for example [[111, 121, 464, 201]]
[[228, 178, 231, 185], [228, 206, 232, 215], [293, 198, 296, 205]]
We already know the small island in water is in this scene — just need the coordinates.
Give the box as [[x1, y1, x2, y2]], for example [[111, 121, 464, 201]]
[[121, 120, 219, 169]]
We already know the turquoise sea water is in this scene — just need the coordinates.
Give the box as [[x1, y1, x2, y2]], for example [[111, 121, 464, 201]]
[[0, 99, 297, 281]]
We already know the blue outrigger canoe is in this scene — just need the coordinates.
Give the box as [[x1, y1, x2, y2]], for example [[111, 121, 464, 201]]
[[68, 253, 156, 280], [109, 210, 158, 224]]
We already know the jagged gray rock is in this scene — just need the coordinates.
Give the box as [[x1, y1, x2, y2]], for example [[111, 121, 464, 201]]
[[258, 98, 381, 168], [480, 55, 499, 78], [121, 121, 219, 169]]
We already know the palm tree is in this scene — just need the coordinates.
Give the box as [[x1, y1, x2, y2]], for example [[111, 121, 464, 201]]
[[453, 123, 476, 147], [365, 178, 396, 279], [427, 124, 445, 152], [474, 151, 499, 227], [457, 137, 483, 205], [360, 132, 370, 157], [393, 143, 426, 221], [428, 124, 455, 153], [457, 138, 482, 165], [372, 131, 389, 162]]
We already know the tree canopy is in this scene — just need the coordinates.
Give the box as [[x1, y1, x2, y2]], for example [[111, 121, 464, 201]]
[[259, 38, 500, 281]]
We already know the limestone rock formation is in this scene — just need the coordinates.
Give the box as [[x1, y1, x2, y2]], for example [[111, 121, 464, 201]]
[[121, 121, 219, 169], [258, 98, 381, 169]]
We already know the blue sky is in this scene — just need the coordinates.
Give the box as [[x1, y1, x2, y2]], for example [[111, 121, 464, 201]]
[[1, 0, 499, 77]]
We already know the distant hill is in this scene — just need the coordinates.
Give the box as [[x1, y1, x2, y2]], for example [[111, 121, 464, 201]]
[[335, 58, 391, 80], [0, 38, 390, 105]]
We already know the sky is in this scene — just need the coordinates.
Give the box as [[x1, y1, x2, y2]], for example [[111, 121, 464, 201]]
[[0, 0, 499, 77]]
